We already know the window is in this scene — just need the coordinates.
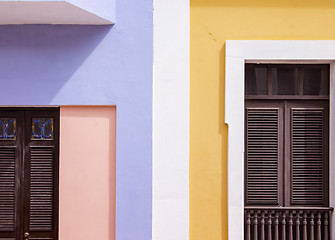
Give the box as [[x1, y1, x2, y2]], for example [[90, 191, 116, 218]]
[[244, 64, 331, 240], [0, 108, 59, 240], [225, 40, 335, 240]]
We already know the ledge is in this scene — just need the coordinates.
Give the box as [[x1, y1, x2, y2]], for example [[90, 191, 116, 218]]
[[0, 1, 114, 25]]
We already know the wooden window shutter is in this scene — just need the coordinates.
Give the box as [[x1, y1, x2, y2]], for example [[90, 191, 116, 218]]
[[288, 103, 329, 206], [245, 106, 282, 205]]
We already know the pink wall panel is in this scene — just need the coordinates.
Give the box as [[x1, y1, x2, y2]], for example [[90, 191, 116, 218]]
[[59, 106, 116, 240]]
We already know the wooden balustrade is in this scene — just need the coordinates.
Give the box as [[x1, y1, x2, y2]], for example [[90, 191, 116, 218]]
[[245, 207, 333, 240]]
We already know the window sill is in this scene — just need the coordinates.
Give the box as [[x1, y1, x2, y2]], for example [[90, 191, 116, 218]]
[[245, 206, 334, 211]]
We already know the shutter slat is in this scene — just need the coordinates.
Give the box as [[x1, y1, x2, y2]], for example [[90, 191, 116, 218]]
[[291, 109, 325, 205], [246, 108, 279, 205]]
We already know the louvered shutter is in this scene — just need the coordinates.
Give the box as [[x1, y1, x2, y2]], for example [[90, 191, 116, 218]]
[[245, 107, 282, 205], [0, 146, 18, 240], [23, 110, 59, 240], [0, 111, 23, 240], [0, 147, 16, 231], [289, 104, 328, 206]]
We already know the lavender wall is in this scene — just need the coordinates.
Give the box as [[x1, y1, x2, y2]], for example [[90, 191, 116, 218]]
[[0, 1, 153, 239]]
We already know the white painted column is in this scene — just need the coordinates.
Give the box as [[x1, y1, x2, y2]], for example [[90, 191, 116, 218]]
[[152, 0, 190, 239]]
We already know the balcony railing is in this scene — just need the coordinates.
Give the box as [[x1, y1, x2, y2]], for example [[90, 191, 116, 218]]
[[245, 207, 333, 240]]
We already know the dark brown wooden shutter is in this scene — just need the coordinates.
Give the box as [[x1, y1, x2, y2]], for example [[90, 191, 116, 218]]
[[0, 111, 23, 240], [290, 106, 328, 206], [245, 107, 280, 205], [23, 110, 59, 240]]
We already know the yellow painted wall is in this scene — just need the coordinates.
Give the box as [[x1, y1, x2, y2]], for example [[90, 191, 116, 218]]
[[190, 1, 335, 239]]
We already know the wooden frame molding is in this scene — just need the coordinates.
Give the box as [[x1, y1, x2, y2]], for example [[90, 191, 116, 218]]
[[225, 40, 335, 240]]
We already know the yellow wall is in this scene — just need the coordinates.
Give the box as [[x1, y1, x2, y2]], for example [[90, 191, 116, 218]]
[[190, 1, 335, 239]]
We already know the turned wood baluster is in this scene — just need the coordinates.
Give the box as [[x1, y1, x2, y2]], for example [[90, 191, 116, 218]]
[[246, 211, 251, 240], [281, 212, 286, 240], [323, 212, 328, 240], [302, 212, 307, 240], [267, 211, 272, 240], [274, 212, 279, 240], [296, 212, 300, 240], [288, 211, 293, 240], [310, 212, 315, 240], [260, 211, 265, 240], [316, 212, 321, 240], [254, 212, 258, 240]]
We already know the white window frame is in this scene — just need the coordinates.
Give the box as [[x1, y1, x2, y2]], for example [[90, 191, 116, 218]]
[[225, 40, 335, 240]]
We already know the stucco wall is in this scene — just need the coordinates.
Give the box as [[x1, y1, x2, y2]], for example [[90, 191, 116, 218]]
[[60, 106, 116, 240], [190, 0, 335, 239], [153, 0, 190, 240], [0, 0, 153, 239]]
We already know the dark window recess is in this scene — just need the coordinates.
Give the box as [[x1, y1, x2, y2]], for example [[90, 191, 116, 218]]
[[0, 108, 59, 240], [272, 67, 298, 95], [303, 68, 329, 95], [245, 64, 268, 95], [245, 64, 329, 99], [244, 64, 332, 240]]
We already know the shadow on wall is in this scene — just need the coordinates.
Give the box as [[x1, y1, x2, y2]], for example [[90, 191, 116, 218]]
[[219, 43, 228, 240], [191, 0, 335, 8], [0, 24, 111, 105]]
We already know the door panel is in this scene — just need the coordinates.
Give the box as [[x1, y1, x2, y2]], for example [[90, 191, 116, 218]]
[[29, 147, 54, 231], [23, 110, 59, 240], [0, 111, 23, 240]]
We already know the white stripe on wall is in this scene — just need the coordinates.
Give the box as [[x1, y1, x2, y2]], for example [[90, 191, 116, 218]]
[[152, 0, 190, 239]]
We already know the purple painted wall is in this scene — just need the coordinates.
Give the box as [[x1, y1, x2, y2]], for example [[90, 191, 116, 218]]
[[0, 1, 153, 239]]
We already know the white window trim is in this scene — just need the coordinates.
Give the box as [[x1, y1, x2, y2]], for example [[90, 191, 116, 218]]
[[225, 40, 335, 240]]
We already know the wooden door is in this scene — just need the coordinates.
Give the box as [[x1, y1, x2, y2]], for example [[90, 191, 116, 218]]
[[0, 108, 59, 240]]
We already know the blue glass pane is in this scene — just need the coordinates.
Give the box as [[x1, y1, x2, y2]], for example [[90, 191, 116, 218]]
[[32, 118, 54, 140], [0, 118, 16, 140]]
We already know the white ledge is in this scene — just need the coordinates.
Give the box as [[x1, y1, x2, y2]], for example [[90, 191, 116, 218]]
[[0, 1, 114, 25]]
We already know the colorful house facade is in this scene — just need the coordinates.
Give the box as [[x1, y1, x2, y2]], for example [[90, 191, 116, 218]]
[[0, 0, 155, 240], [1, 0, 335, 240], [189, 1, 335, 240]]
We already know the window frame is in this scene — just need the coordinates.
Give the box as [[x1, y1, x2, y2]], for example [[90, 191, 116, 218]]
[[225, 40, 335, 240]]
